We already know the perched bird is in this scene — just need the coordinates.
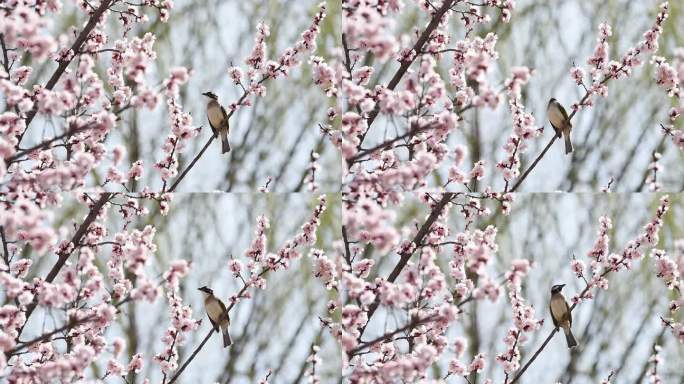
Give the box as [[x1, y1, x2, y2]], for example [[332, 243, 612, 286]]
[[198, 286, 232, 347], [547, 98, 573, 154], [202, 91, 231, 154], [549, 283, 578, 348]]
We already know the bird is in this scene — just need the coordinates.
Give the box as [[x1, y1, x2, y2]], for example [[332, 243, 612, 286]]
[[547, 98, 573, 154], [198, 286, 232, 347], [549, 283, 578, 348], [202, 91, 231, 154]]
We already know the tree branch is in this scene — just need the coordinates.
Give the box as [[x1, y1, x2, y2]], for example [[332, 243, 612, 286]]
[[6, 125, 94, 164], [508, 135, 558, 192], [8, 293, 135, 357], [349, 315, 436, 356]]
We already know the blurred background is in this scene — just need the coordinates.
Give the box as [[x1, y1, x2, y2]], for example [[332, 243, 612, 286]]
[[18, 0, 341, 192], [362, 193, 684, 383], [16, 193, 342, 383], [355, 0, 684, 192]]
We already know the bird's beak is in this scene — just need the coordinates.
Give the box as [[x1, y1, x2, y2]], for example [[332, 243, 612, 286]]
[[201, 92, 209, 97], [560, 284, 566, 288]]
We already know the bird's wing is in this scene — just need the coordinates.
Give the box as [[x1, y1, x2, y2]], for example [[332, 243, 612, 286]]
[[564, 299, 572, 325], [220, 105, 230, 133], [218, 299, 229, 324], [558, 103, 570, 121], [207, 110, 218, 136], [549, 301, 559, 328]]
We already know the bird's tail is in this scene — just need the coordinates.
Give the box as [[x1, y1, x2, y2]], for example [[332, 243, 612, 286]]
[[220, 130, 231, 154], [222, 327, 232, 347], [564, 125, 573, 155], [563, 326, 578, 348]]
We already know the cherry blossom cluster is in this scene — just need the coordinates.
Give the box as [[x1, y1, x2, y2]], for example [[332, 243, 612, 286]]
[[646, 152, 662, 192], [569, 2, 670, 112], [0, 193, 175, 382], [305, 151, 321, 192], [0, 0, 182, 192], [154, 67, 199, 185], [496, 259, 542, 377], [224, 3, 327, 113], [652, 49, 684, 152], [648, 345, 663, 384], [570, 196, 670, 305], [339, 248, 462, 382], [650, 241, 684, 344], [497, 66, 540, 186], [321, 193, 523, 383], [154, 260, 199, 376], [328, 1, 521, 196], [227, 195, 327, 306], [306, 345, 322, 384], [0, 0, 333, 195]]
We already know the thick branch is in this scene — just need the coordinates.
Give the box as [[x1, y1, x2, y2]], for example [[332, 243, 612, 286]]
[[0, 225, 9, 266], [508, 328, 559, 384], [358, 0, 456, 147], [19, 193, 112, 334], [361, 193, 453, 335], [18, 0, 114, 143]]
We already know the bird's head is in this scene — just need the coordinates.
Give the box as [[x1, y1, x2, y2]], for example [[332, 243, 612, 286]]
[[551, 284, 565, 294], [202, 91, 218, 100], [198, 286, 214, 295]]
